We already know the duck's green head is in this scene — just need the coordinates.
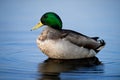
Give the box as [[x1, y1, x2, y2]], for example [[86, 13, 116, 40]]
[[31, 12, 62, 30]]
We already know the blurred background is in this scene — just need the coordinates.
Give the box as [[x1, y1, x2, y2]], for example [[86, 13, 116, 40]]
[[0, 0, 120, 80]]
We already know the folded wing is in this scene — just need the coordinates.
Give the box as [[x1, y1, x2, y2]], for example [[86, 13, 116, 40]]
[[61, 29, 105, 53]]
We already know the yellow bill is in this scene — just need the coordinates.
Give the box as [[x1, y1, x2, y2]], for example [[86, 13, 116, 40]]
[[31, 21, 43, 31]]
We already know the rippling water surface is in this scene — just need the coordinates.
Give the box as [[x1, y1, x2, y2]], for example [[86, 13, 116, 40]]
[[0, 0, 120, 80]]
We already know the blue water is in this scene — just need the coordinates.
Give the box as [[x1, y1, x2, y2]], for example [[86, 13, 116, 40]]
[[0, 0, 120, 80]]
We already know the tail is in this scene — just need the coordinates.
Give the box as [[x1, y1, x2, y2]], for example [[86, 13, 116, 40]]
[[95, 39, 106, 53]]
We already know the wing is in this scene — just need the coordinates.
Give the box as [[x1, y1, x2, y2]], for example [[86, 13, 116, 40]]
[[61, 29, 105, 52]]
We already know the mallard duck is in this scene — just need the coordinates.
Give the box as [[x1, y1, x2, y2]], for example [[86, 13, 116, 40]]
[[31, 12, 105, 59]]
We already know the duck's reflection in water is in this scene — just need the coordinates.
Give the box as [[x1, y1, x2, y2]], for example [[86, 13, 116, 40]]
[[38, 57, 103, 80]]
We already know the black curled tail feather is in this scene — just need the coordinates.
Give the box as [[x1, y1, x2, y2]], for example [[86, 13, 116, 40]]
[[99, 39, 106, 46], [95, 39, 106, 53]]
